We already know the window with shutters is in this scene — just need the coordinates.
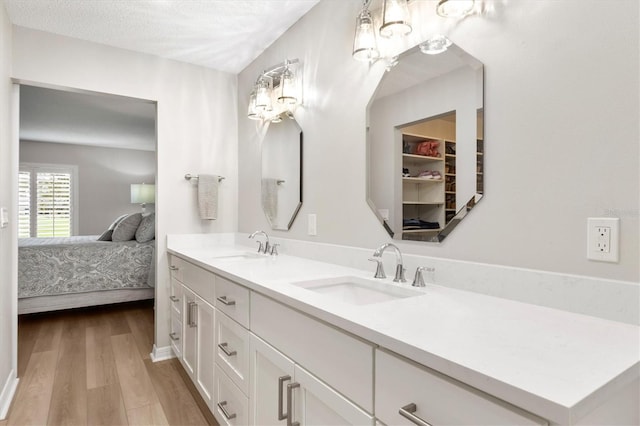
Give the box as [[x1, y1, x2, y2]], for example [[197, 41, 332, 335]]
[[19, 163, 78, 238]]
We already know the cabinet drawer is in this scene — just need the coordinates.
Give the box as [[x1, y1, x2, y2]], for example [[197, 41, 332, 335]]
[[215, 276, 250, 328], [168, 254, 184, 282], [170, 277, 183, 315], [170, 315, 182, 359], [251, 293, 373, 413], [375, 349, 548, 426], [214, 366, 249, 426], [182, 261, 216, 305], [215, 310, 250, 395]]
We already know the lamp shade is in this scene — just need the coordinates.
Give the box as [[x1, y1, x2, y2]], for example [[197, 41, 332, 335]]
[[436, 0, 475, 17], [353, 8, 380, 62], [131, 184, 155, 204], [380, 0, 412, 38]]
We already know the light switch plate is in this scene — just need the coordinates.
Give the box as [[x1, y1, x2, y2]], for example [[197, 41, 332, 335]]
[[308, 214, 317, 236], [587, 217, 619, 262], [0, 207, 8, 228]]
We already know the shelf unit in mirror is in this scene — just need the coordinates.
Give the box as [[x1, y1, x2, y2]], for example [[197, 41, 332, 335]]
[[400, 115, 456, 239]]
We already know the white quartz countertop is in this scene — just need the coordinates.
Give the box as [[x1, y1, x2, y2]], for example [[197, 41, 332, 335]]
[[167, 239, 640, 424]]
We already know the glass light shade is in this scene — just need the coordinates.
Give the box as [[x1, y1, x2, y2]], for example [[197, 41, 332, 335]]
[[419, 35, 453, 55], [247, 89, 261, 120], [352, 8, 380, 62], [379, 0, 412, 38], [277, 67, 297, 105], [254, 75, 272, 112], [130, 184, 155, 204], [436, 0, 475, 17]]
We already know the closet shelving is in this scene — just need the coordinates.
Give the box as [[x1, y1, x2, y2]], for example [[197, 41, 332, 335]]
[[401, 133, 454, 238]]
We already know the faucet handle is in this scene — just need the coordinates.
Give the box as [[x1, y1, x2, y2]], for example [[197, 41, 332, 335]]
[[269, 243, 280, 256], [255, 241, 264, 253], [394, 264, 407, 283], [412, 266, 434, 287], [368, 258, 386, 279]]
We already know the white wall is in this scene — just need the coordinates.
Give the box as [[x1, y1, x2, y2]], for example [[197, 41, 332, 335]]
[[238, 0, 639, 282], [12, 26, 239, 349], [20, 140, 156, 235], [0, 2, 16, 419]]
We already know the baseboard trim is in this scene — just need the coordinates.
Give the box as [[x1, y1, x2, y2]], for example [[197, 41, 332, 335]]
[[0, 370, 18, 420], [150, 344, 175, 362]]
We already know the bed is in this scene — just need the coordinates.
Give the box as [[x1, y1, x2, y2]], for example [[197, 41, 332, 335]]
[[18, 235, 155, 314]]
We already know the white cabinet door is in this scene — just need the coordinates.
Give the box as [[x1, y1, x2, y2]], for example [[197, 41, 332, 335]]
[[181, 285, 197, 379], [291, 365, 374, 426], [195, 296, 215, 409], [250, 333, 372, 426], [249, 333, 295, 426]]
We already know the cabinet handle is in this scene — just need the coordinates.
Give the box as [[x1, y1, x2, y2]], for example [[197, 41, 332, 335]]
[[218, 342, 237, 357], [217, 295, 236, 306], [170, 295, 179, 302], [216, 401, 236, 420], [169, 265, 179, 271], [188, 302, 197, 327], [277, 375, 291, 420], [399, 403, 433, 426], [286, 382, 300, 426], [169, 332, 180, 341]]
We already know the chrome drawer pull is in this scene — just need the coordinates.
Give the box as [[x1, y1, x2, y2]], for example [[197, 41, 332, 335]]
[[399, 403, 433, 426], [217, 295, 236, 306], [277, 375, 291, 420], [188, 302, 197, 327], [169, 332, 180, 341], [169, 265, 179, 271], [170, 295, 179, 302], [217, 401, 236, 420], [287, 382, 300, 426], [218, 342, 237, 357]]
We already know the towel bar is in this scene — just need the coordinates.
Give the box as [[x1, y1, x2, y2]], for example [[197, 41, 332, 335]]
[[185, 174, 225, 182]]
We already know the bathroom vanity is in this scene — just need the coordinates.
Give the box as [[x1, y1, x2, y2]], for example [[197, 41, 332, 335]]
[[166, 235, 639, 426]]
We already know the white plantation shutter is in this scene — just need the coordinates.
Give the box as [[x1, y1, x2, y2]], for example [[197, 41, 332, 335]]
[[19, 164, 77, 238], [18, 171, 31, 238]]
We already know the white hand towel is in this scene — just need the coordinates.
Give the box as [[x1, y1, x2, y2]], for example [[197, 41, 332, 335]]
[[198, 174, 219, 220], [261, 178, 279, 223]]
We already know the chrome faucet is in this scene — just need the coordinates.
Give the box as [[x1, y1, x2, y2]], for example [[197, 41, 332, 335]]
[[248, 230, 270, 254], [372, 243, 406, 283]]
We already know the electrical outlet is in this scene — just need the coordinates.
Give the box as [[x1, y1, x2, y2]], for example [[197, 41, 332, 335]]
[[587, 218, 619, 262], [595, 227, 610, 253]]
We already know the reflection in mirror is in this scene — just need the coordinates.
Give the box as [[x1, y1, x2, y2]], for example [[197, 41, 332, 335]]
[[261, 113, 303, 230], [366, 41, 484, 243]]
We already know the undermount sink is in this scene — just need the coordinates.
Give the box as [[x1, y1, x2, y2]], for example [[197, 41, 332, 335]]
[[292, 276, 422, 305], [208, 252, 267, 262]]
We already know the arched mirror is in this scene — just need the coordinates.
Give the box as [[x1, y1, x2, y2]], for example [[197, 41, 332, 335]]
[[261, 113, 303, 230], [367, 41, 484, 243]]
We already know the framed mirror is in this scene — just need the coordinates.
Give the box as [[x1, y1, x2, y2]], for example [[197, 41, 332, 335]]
[[366, 41, 484, 243], [261, 113, 303, 230]]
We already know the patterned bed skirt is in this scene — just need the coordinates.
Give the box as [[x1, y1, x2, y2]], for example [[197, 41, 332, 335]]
[[19, 236, 155, 299]]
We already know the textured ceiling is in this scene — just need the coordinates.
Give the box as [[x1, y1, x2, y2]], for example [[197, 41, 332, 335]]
[[4, 0, 320, 73]]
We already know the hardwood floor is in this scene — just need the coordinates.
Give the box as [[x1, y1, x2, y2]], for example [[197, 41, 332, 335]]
[[4, 301, 217, 426]]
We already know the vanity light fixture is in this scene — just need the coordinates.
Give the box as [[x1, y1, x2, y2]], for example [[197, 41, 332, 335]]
[[247, 59, 301, 123], [436, 0, 475, 18], [352, 0, 478, 65], [380, 0, 412, 38]]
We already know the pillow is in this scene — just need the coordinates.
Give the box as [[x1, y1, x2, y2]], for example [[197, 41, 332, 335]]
[[97, 213, 129, 241], [112, 213, 143, 242], [135, 212, 155, 243]]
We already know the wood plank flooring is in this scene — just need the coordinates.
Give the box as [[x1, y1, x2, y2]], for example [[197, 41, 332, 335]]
[[4, 301, 216, 426]]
